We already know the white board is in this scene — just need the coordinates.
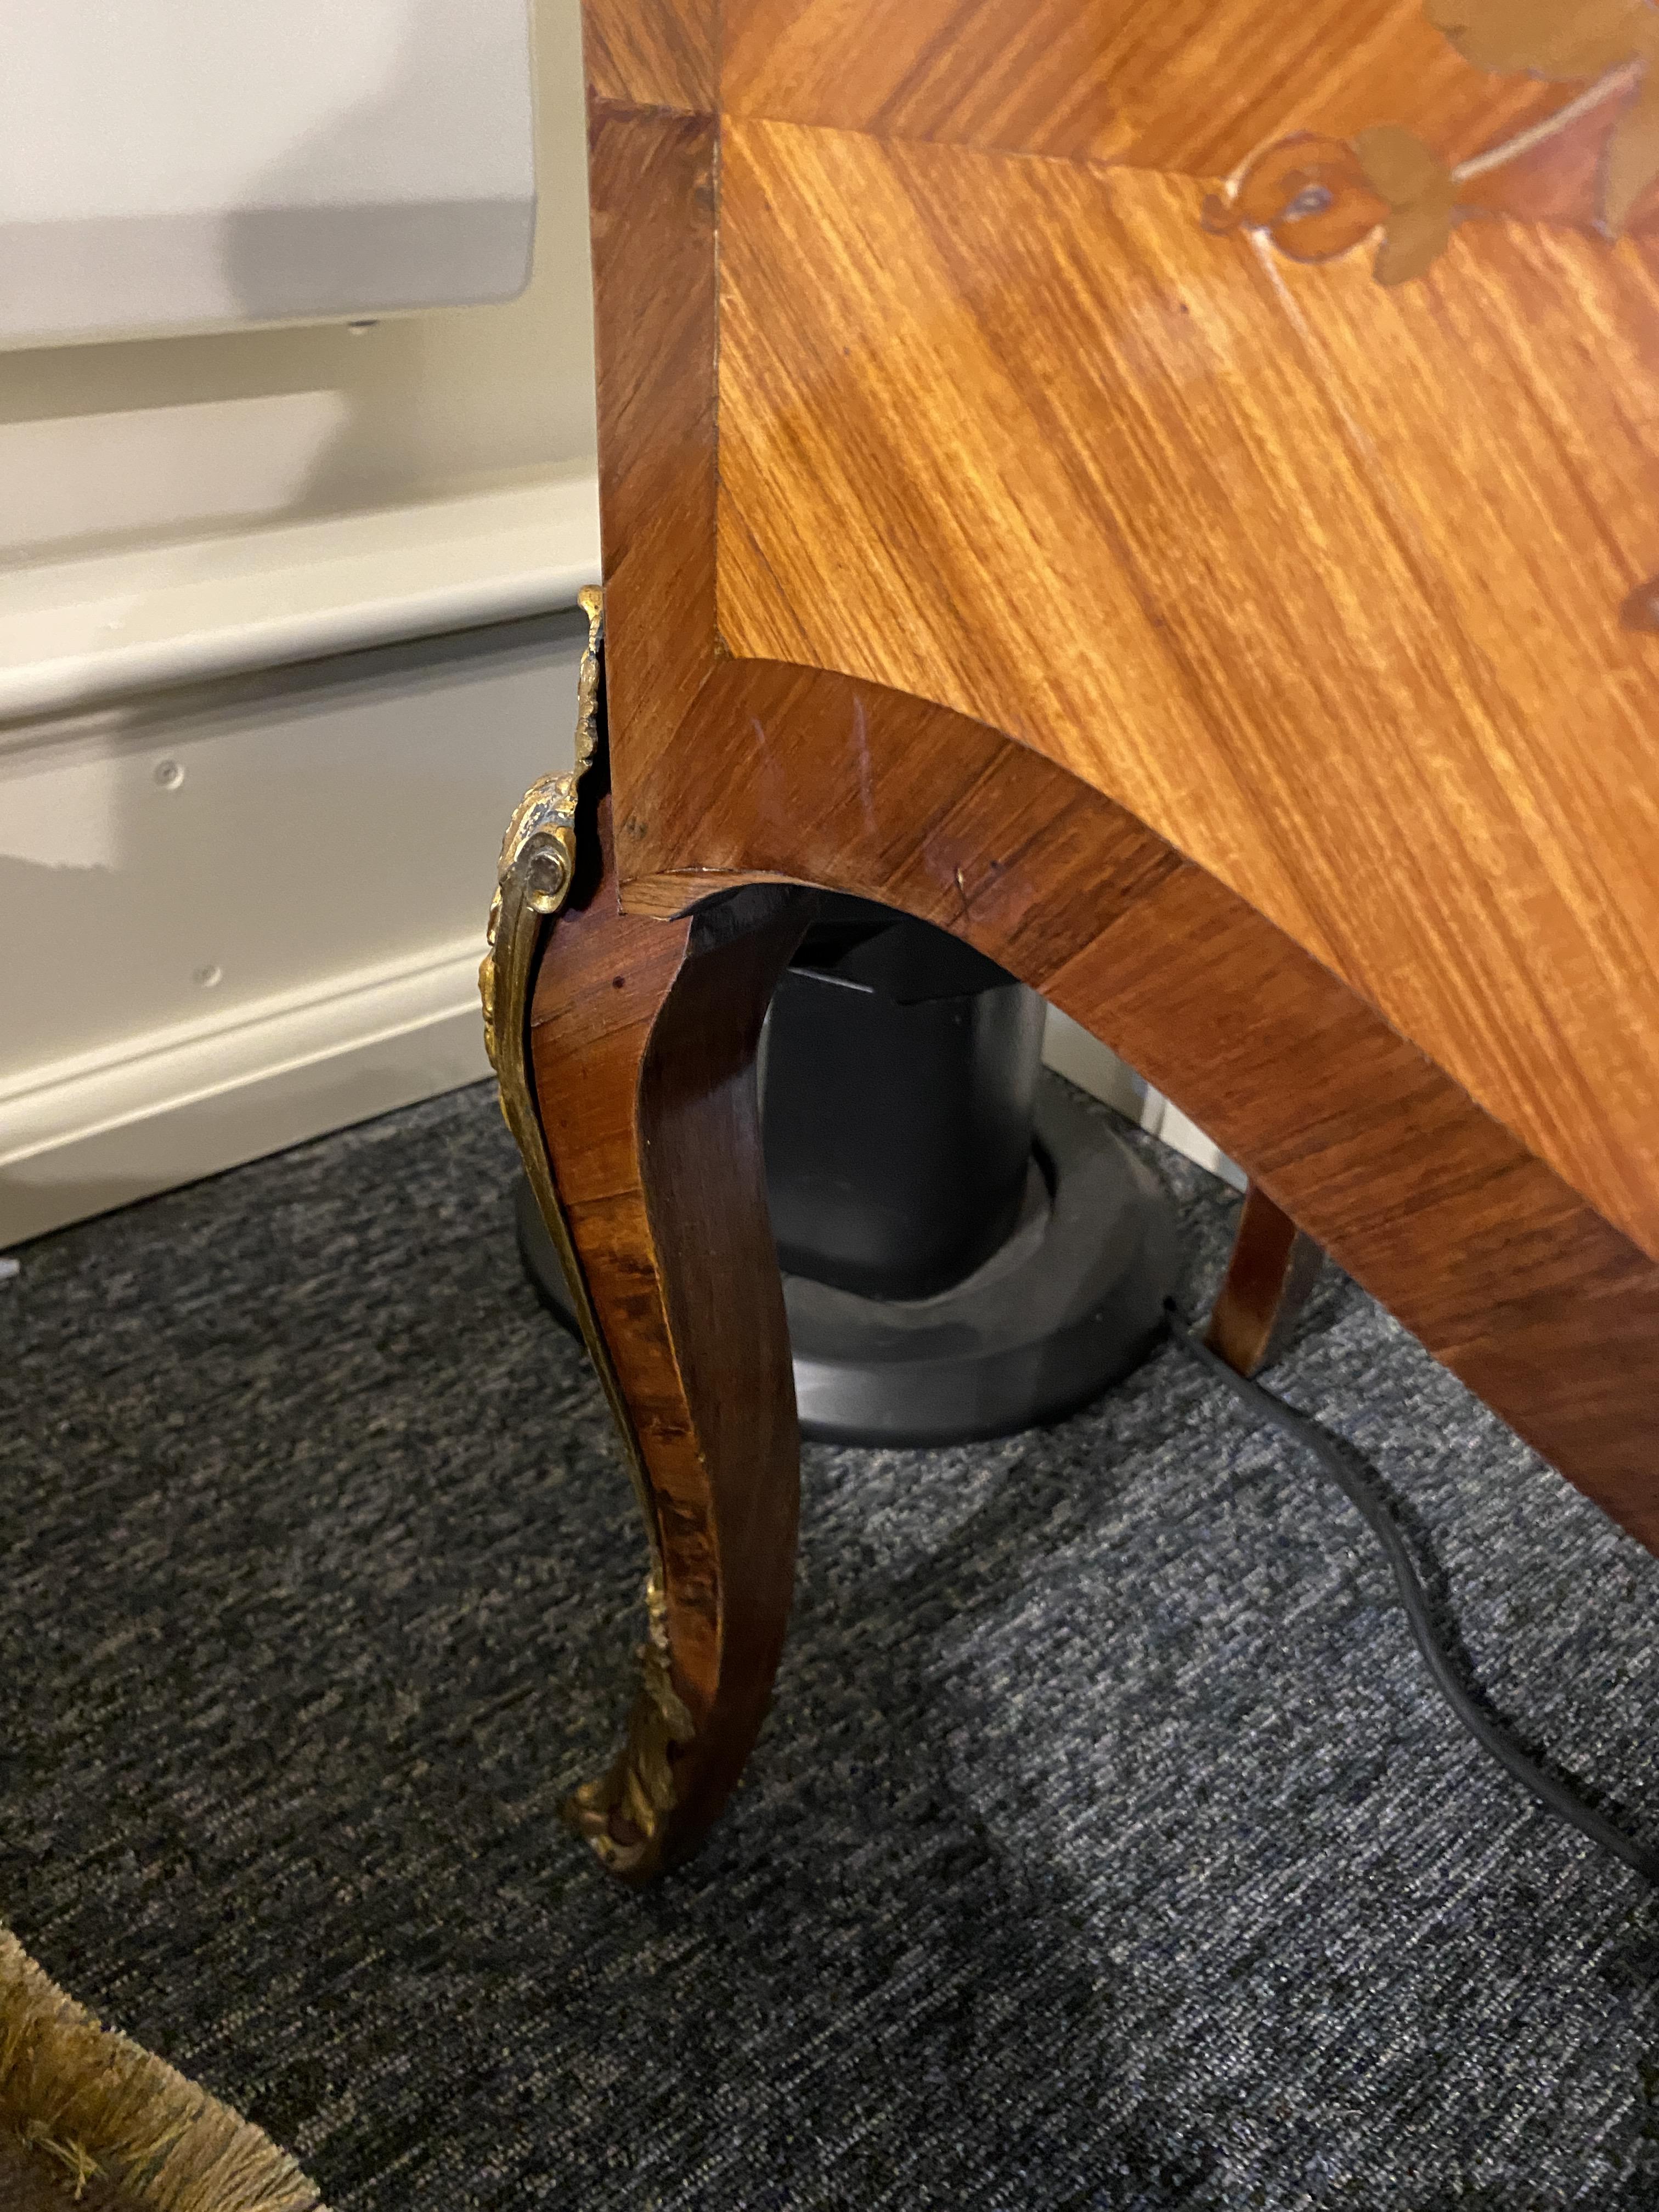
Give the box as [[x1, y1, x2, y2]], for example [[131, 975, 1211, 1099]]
[[0, 0, 537, 347]]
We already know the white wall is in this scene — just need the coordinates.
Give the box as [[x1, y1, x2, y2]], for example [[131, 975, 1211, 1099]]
[[0, 617, 586, 1245], [0, 1, 597, 1245], [0, 0, 540, 347], [3, 618, 583, 1081], [0, 0, 595, 569]]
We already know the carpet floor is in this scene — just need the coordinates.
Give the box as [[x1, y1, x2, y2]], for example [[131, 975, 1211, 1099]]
[[2, 1081, 1657, 2210]]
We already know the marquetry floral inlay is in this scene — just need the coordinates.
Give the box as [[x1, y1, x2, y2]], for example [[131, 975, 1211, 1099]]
[[1204, 0, 1659, 283]]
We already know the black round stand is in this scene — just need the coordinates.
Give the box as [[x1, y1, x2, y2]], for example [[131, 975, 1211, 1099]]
[[516, 897, 1180, 1446]]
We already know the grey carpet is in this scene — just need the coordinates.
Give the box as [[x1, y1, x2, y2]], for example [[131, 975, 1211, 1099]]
[[2, 1081, 1657, 2211]]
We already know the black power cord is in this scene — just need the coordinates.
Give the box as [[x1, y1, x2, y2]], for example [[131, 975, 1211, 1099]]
[[1165, 1304, 1659, 1888]]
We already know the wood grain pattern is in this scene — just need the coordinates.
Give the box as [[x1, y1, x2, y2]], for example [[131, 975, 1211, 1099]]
[[619, 657, 1659, 1558], [572, 89, 1659, 1560], [589, 100, 719, 798], [721, 0, 1563, 174], [530, 796, 812, 1871], [580, 0, 715, 115], [1207, 1186, 1325, 1376], [715, 116, 1659, 1260], [545, 46, 1659, 1875]]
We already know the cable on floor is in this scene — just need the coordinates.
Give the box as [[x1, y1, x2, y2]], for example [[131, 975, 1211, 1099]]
[[1165, 1304, 1659, 1889]]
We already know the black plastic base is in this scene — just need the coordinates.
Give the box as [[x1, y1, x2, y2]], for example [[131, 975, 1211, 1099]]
[[515, 1072, 1180, 1448]]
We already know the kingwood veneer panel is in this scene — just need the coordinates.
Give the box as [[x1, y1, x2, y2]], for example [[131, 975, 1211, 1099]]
[[715, 115, 1659, 1260], [720, 0, 1564, 172]]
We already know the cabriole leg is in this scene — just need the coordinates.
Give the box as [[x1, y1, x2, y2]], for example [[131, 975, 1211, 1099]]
[[1207, 1182, 1323, 1378], [483, 623, 812, 1878]]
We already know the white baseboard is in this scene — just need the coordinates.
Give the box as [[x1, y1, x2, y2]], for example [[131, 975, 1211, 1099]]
[[0, 472, 601, 725], [0, 940, 492, 1246]]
